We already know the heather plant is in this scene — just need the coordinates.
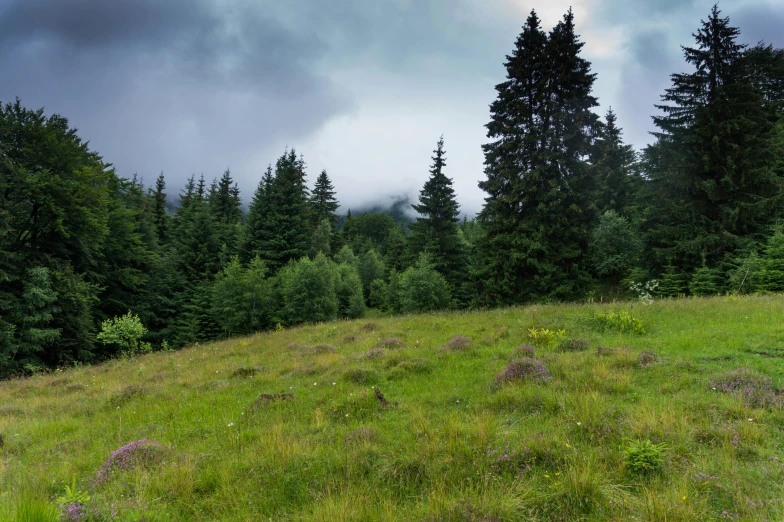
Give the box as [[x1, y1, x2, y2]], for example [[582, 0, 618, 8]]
[[638, 351, 661, 368], [710, 368, 781, 408], [513, 344, 535, 357], [589, 311, 645, 334], [557, 337, 589, 352], [97, 439, 168, 483], [623, 438, 667, 474], [443, 336, 472, 351], [496, 358, 551, 384], [97, 311, 151, 357]]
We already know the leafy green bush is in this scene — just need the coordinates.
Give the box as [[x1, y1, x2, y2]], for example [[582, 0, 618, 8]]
[[398, 255, 451, 313], [527, 327, 566, 347], [588, 311, 645, 334], [97, 311, 151, 356], [623, 438, 666, 473], [212, 256, 274, 336], [284, 254, 339, 324], [335, 263, 366, 319]]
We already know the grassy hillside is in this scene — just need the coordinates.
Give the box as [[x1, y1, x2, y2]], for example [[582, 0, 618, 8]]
[[1, 296, 784, 521]]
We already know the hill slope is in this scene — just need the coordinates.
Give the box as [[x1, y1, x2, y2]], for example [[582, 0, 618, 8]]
[[2, 296, 784, 521]]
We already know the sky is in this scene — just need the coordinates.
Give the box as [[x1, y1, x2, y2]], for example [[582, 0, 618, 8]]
[[1, 0, 782, 216]]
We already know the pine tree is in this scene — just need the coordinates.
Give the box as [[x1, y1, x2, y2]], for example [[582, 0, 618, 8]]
[[258, 149, 312, 271], [152, 172, 168, 244], [645, 5, 779, 269], [592, 109, 638, 215], [209, 168, 243, 262], [239, 166, 273, 264], [310, 170, 339, 228], [475, 10, 599, 305], [409, 136, 467, 297]]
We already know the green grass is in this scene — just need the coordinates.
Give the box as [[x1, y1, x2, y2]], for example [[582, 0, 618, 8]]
[[2, 295, 784, 521]]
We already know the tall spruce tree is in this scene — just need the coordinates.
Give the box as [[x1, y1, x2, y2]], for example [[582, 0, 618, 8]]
[[152, 172, 168, 244], [310, 170, 339, 229], [239, 166, 274, 264], [258, 149, 311, 271], [592, 109, 638, 215], [409, 136, 467, 299], [644, 5, 780, 269], [474, 10, 599, 305]]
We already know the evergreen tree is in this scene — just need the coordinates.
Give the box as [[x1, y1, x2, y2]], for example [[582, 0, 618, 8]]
[[475, 10, 599, 305], [656, 265, 687, 298], [409, 136, 467, 297], [239, 166, 273, 264], [645, 6, 780, 269], [310, 170, 339, 228], [152, 172, 168, 244], [592, 109, 639, 215], [259, 149, 311, 271]]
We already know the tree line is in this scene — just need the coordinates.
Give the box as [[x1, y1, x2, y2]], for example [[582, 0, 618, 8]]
[[1, 6, 783, 376]]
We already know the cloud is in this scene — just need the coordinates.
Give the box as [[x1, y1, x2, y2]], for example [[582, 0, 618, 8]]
[[0, 0, 781, 216]]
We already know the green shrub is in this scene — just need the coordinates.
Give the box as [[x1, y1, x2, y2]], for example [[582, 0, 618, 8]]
[[335, 263, 366, 319], [284, 254, 339, 324], [589, 311, 645, 334], [97, 311, 151, 356], [689, 266, 724, 296], [399, 254, 451, 313], [623, 438, 666, 473], [527, 327, 566, 347]]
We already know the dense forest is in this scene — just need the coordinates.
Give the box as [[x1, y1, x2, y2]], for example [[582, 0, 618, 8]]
[[1, 6, 783, 377]]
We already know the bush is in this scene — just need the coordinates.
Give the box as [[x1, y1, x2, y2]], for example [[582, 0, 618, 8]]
[[588, 311, 645, 334], [212, 256, 274, 336], [335, 263, 366, 319], [399, 254, 451, 313], [368, 279, 387, 309], [97, 311, 151, 356], [284, 254, 339, 324], [623, 438, 666, 474], [358, 249, 386, 299], [527, 327, 566, 347]]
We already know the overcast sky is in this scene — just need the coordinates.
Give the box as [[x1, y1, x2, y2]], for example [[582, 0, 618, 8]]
[[1, 0, 782, 216]]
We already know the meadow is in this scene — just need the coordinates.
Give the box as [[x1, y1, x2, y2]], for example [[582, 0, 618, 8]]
[[1, 295, 783, 521]]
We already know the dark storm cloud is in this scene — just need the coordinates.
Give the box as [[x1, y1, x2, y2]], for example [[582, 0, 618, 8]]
[[0, 0, 348, 193], [0, 0, 782, 214]]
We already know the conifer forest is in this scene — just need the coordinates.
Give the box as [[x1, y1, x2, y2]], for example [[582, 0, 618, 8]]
[[1, 6, 783, 378]]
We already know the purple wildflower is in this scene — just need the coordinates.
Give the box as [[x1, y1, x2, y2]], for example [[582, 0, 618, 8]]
[[96, 439, 167, 483], [710, 368, 782, 408], [496, 358, 551, 384], [64, 503, 84, 521], [443, 336, 472, 351]]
